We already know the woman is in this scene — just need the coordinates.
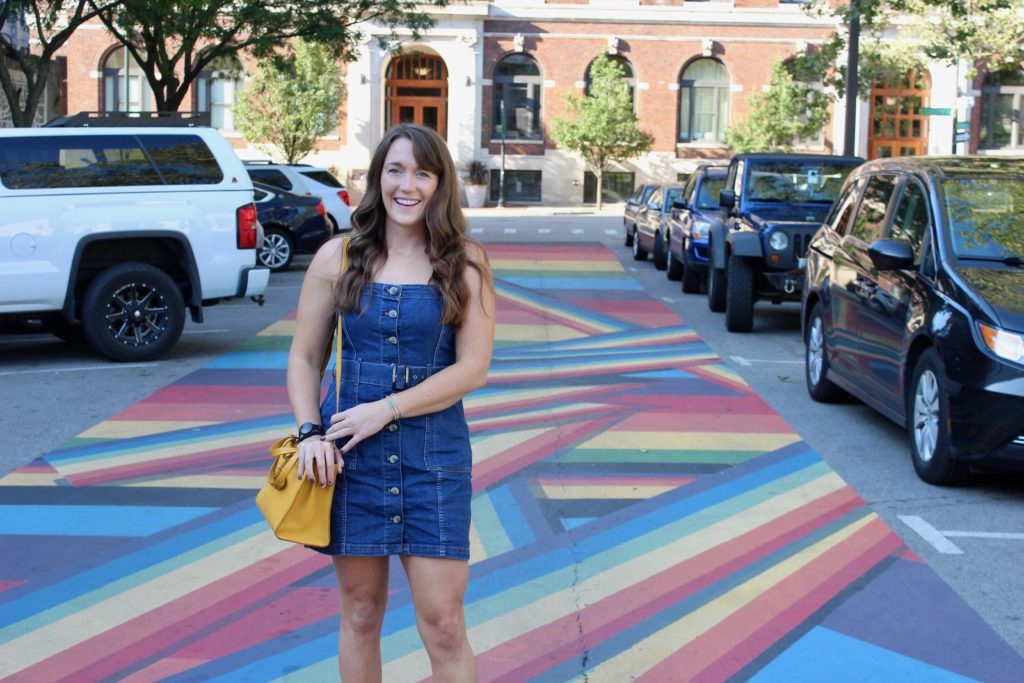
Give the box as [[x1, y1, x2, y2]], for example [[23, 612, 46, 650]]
[[286, 123, 495, 681]]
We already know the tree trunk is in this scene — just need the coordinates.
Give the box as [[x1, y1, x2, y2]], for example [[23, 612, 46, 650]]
[[596, 170, 604, 211]]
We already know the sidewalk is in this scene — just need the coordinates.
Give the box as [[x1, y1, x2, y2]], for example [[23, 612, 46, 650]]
[[0, 242, 1021, 681]]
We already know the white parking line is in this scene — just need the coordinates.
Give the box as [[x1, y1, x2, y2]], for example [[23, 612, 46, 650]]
[[470, 228, 484, 234], [571, 228, 584, 234], [538, 228, 551, 234], [182, 328, 230, 335], [899, 515, 1024, 554], [0, 363, 155, 377], [730, 356, 803, 366], [503, 228, 517, 234], [604, 229, 618, 235]]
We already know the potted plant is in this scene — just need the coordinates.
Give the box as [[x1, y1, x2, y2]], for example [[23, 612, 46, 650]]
[[464, 160, 489, 208]]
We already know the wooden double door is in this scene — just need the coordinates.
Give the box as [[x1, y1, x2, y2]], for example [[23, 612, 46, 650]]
[[869, 69, 929, 159], [386, 53, 448, 138]]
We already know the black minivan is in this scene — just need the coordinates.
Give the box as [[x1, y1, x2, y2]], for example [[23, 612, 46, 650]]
[[801, 157, 1024, 485]]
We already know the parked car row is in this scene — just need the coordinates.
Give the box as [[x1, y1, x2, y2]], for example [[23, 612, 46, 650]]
[[624, 154, 1024, 486]]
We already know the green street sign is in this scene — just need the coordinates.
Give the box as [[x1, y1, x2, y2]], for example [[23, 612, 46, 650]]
[[922, 107, 952, 116]]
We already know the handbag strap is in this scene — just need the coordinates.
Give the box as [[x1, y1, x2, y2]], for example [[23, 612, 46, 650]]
[[334, 239, 347, 413]]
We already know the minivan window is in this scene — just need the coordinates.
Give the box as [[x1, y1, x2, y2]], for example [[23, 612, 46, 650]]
[[0, 134, 221, 189], [890, 180, 929, 259], [851, 174, 897, 242]]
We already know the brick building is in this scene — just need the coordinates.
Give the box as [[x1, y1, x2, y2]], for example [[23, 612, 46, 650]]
[[18, 1, 1020, 206]]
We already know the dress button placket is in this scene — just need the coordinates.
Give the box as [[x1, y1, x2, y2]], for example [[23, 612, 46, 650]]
[[381, 284, 403, 543]]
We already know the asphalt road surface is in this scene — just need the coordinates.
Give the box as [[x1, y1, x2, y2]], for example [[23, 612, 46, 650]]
[[2, 210, 1022, 658]]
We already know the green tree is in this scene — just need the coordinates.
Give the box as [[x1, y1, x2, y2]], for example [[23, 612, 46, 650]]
[[234, 39, 341, 164], [0, 1, 124, 127], [550, 54, 654, 210], [798, 0, 1024, 97], [89, 0, 447, 112], [726, 61, 831, 152]]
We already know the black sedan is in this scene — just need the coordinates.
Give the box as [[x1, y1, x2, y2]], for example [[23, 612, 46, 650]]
[[802, 156, 1024, 485], [253, 181, 331, 272]]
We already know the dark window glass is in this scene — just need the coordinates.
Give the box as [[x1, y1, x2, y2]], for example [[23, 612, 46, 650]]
[[492, 54, 543, 141], [247, 168, 293, 191], [696, 175, 726, 210], [851, 175, 897, 242], [490, 170, 542, 203], [0, 135, 161, 189], [889, 181, 929, 259], [826, 177, 866, 237], [746, 160, 857, 204], [299, 170, 343, 187], [139, 135, 222, 185], [583, 172, 633, 204]]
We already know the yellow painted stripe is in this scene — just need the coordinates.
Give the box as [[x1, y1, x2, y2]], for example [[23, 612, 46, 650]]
[[0, 473, 63, 487], [495, 323, 586, 342], [580, 431, 800, 451], [584, 512, 877, 681], [79, 421, 217, 439], [384, 472, 849, 681], [539, 483, 678, 500], [491, 259, 622, 272], [0, 529, 287, 677], [123, 475, 266, 489]]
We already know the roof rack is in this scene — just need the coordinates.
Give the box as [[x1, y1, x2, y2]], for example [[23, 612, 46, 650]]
[[44, 111, 213, 128]]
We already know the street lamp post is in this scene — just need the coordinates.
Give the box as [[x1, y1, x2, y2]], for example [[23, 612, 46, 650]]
[[843, 0, 860, 157], [498, 99, 506, 208]]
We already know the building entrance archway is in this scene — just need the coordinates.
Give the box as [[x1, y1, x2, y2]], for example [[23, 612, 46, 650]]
[[385, 52, 448, 138], [869, 69, 929, 158]]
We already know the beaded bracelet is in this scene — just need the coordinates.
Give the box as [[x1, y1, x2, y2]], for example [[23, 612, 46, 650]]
[[383, 393, 403, 422]]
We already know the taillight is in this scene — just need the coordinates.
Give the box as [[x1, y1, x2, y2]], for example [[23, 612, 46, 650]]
[[338, 189, 350, 206], [316, 201, 326, 216], [237, 203, 259, 249]]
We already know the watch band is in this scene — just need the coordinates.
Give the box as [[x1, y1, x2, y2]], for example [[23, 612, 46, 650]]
[[296, 422, 325, 443]]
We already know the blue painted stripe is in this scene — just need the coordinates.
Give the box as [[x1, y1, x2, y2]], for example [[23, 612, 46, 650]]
[[472, 491, 514, 557], [0, 505, 264, 637], [749, 627, 980, 682], [0, 505, 217, 537], [490, 483, 536, 549]]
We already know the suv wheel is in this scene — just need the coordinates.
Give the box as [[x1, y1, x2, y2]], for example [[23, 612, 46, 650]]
[[81, 263, 185, 362], [666, 241, 683, 281], [725, 254, 755, 332], [632, 229, 647, 261], [258, 229, 294, 272], [652, 231, 667, 270], [805, 303, 846, 403], [908, 348, 970, 486]]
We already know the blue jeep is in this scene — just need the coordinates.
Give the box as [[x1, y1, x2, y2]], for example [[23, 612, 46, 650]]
[[707, 152, 863, 332]]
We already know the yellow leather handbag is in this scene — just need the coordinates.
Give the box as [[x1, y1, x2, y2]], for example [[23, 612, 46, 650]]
[[256, 242, 346, 547]]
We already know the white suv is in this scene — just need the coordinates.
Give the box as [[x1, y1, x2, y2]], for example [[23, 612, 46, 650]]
[[0, 124, 269, 362], [244, 162, 353, 232]]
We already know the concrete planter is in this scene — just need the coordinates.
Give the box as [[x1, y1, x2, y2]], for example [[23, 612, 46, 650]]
[[465, 184, 487, 208]]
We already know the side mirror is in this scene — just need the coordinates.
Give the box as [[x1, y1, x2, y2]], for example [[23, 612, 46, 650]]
[[672, 197, 688, 210], [719, 189, 736, 210], [868, 238, 915, 270]]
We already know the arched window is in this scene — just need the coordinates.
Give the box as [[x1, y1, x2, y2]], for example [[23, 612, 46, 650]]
[[678, 58, 729, 143], [196, 55, 243, 130], [979, 68, 1024, 150], [584, 55, 636, 108], [492, 53, 542, 141], [101, 48, 154, 113]]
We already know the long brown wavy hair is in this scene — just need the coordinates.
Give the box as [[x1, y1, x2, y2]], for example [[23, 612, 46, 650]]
[[334, 123, 491, 327]]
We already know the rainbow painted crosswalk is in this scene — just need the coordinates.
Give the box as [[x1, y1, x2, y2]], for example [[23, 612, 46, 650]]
[[0, 243, 1020, 682]]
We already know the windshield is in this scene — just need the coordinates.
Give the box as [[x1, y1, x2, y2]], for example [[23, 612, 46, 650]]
[[697, 176, 726, 210], [746, 161, 857, 203], [944, 177, 1024, 262]]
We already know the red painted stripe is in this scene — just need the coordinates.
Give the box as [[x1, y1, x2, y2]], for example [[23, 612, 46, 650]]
[[642, 517, 902, 682], [16, 548, 329, 682], [478, 488, 865, 681]]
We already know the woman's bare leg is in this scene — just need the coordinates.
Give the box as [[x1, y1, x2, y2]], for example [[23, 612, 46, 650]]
[[401, 555, 477, 682], [333, 556, 390, 683]]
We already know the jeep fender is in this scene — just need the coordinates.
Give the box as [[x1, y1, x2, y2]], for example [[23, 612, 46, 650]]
[[65, 232, 203, 323], [728, 231, 764, 259], [709, 222, 729, 269]]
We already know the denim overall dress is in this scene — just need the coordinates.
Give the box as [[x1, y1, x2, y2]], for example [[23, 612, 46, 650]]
[[315, 283, 472, 560]]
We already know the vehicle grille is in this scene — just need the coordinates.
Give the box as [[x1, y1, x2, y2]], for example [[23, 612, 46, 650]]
[[792, 234, 810, 260]]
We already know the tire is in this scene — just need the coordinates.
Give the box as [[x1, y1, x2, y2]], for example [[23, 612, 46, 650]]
[[666, 240, 683, 281], [258, 228, 294, 272], [632, 228, 647, 261], [908, 348, 970, 486], [681, 248, 701, 294], [624, 222, 634, 247], [81, 263, 185, 362], [725, 254, 755, 332], [652, 231, 667, 270], [707, 265, 726, 312], [805, 303, 846, 403]]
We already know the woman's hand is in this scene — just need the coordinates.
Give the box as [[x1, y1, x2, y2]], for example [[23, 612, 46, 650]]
[[324, 399, 394, 454], [297, 437, 341, 487]]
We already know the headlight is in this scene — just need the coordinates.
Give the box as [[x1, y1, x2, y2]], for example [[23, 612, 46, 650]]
[[692, 220, 711, 240], [979, 322, 1024, 364], [768, 231, 790, 252]]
